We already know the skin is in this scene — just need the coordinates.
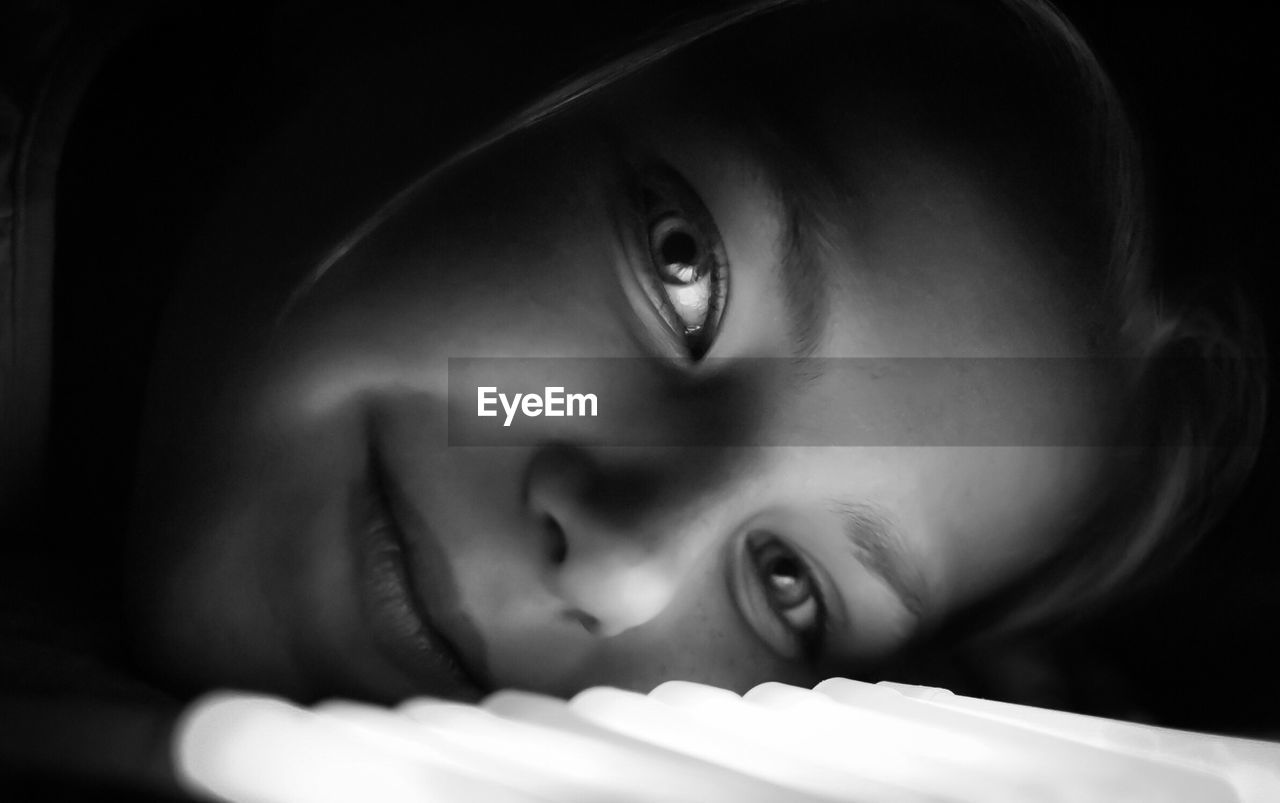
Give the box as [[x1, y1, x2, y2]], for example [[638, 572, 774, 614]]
[[128, 25, 1120, 705]]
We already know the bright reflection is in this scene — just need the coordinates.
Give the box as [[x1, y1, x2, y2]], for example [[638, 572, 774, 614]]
[[400, 696, 786, 802], [172, 682, 1269, 803], [175, 693, 533, 803], [815, 678, 1234, 802], [572, 685, 933, 802], [866, 680, 1280, 801], [482, 689, 818, 802]]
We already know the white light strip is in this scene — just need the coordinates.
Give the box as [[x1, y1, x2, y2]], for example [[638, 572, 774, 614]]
[[400, 695, 789, 802], [314, 701, 551, 801], [484, 689, 822, 803], [778, 679, 1236, 802], [655, 680, 1026, 802], [399, 698, 663, 803], [172, 681, 1270, 803], [570, 685, 935, 802], [875, 680, 1280, 802], [174, 693, 537, 803]]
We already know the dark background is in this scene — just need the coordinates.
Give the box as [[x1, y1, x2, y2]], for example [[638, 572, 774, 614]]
[[14, 0, 1280, 743], [1047, 0, 1280, 735]]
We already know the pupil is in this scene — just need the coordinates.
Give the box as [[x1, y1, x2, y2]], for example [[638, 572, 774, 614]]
[[660, 229, 699, 267], [769, 555, 800, 581]]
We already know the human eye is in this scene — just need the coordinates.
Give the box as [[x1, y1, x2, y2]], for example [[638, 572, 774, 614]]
[[729, 532, 830, 662], [627, 163, 730, 361]]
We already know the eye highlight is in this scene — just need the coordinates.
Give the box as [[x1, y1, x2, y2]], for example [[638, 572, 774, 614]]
[[631, 165, 729, 360], [730, 531, 829, 663]]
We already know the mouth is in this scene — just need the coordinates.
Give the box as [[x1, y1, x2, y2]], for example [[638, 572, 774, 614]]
[[356, 446, 487, 701]]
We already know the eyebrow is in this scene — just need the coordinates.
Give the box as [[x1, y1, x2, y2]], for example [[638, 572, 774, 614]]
[[830, 501, 929, 620], [777, 184, 832, 361], [742, 143, 832, 361]]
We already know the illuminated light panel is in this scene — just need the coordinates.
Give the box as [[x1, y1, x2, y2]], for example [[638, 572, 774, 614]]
[[398, 699, 659, 802], [484, 689, 631, 742], [873, 680, 1280, 802], [484, 690, 823, 803], [174, 693, 536, 803], [400, 696, 782, 803], [652, 681, 1013, 801], [766, 680, 1236, 802], [314, 701, 553, 799], [173, 682, 1275, 803], [746, 682, 1009, 801], [648, 679, 743, 707], [573, 685, 944, 802]]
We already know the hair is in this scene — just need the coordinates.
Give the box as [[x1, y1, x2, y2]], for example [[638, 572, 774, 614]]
[[893, 0, 1268, 641], [312, 0, 1266, 642]]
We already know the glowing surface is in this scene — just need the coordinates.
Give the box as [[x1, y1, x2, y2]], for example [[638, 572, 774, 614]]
[[173, 680, 1276, 803]]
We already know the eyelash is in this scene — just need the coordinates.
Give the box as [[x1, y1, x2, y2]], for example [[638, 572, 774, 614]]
[[629, 163, 730, 361]]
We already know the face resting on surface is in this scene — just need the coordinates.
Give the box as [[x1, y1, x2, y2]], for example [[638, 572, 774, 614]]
[[130, 7, 1123, 703]]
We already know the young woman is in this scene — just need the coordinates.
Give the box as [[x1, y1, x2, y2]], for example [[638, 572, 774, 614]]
[[0, 0, 1265, 797]]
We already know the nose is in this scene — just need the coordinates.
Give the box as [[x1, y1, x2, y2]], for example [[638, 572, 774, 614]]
[[524, 446, 710, 638]]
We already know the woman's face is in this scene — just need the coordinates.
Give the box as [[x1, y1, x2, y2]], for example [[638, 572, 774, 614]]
[[131, 52, 1115, 703]]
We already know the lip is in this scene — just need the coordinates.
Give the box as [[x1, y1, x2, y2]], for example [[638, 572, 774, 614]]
[[356, 447, 486, 701]]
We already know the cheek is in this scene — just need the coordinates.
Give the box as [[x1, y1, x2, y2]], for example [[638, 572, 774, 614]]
[[922, 446, 1106, 606], [248, 149, 648, 446], [567, 574, 810, 696]]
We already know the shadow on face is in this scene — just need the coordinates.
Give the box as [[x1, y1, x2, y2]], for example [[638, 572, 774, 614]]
[[129, 0, 1131, 703]]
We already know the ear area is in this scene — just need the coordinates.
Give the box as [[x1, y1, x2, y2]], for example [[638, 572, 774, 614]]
[[1133, 292, 1269, 562], [940, 292, 1268, 646]]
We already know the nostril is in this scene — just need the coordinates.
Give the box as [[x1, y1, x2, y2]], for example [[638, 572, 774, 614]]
[[562, 608, 601, 635], [543, 515, 568, 565]]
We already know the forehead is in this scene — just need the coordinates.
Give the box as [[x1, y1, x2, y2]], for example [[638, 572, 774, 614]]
[[594, 65, 1102, 361], [568, 19, 1118, 616], [804, 130, 1099, 359]]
